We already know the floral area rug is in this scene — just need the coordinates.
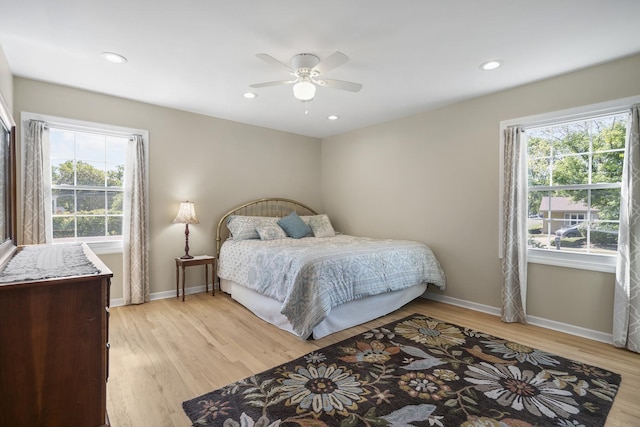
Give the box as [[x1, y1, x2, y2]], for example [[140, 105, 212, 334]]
[[183, 314, 621, 427]]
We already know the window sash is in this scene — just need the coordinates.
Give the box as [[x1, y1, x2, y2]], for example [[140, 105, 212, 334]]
[[48, 126, 126, 243], [524, 111, 624, 258]]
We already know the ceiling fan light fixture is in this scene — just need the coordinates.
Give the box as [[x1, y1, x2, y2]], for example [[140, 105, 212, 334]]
[[293, 79, 316, 101], [251, 51, 361, 101]]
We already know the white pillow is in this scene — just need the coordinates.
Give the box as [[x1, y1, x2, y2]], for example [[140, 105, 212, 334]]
[[227, 215, 280, 240], [256, 225, 288, 241], [306, 214, 336, 238]]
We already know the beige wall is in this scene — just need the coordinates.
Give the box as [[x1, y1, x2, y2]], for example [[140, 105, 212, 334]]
[[13, 77, 322, 300], [321, 53, 640, 334], [0, 44, 11, 110]]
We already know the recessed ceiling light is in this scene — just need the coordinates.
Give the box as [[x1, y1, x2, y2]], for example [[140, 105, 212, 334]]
[[480, 60, 502, 70], [327, 115, 339, 121], [101, 52, 127, 63], [243, 92, 257, 99]]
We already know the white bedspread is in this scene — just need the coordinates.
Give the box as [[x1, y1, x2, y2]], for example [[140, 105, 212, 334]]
[[218, 235, 445, 338]]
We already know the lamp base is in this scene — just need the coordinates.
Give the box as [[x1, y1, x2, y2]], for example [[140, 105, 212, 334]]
[[180, 223, 193, 260]]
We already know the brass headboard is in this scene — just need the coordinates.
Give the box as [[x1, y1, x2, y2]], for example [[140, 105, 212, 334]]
[[215, 197, 317, 258]]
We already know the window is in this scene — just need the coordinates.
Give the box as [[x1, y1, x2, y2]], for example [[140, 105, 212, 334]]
[[500, 96, 640, 272], [49, 127, 127, 243], [526, 113, 626, 257], [564, 213, 585, 226], [21, 112, 148, 254]]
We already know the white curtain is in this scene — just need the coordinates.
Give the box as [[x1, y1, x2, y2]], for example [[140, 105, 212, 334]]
[[614, 105, 640, 352], [502, 126, 528, 323], [123, 134, 150, 305], [22, 120, 52, 244]]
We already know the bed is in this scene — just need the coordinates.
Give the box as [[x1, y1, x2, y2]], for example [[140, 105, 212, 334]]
[[215, 198, 445, 339]]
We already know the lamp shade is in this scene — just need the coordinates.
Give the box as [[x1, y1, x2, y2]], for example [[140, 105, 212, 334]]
[[173, 201, 199, 224], [293, 79, 316, 101]]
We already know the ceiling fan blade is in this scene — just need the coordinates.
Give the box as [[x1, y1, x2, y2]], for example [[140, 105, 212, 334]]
[[249, 79, 296, 88], [317, 78, 363, 92], [314, 51, 349, 74], [255, 53, 292, 72]]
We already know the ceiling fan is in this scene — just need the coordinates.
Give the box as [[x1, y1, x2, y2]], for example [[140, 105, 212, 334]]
[[249, 51, 363, 101]]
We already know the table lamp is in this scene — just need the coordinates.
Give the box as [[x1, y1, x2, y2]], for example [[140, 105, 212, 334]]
[[173, 201, 199, 259]]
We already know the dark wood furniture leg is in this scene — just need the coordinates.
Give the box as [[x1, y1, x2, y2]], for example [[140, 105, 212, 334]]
[[175, 263, 179, 298]]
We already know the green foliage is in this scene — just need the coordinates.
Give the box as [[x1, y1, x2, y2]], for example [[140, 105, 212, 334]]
[[558, 236, 585, 248], [527, 116, 626, 218], [52, 160, 124, 187], [108, 164, 124, 187], [590, 223, 619, 246], [528, 237, 545, 249], [51, 159, 124, 239], [52, 216, 74, 238], [52, 214, 123, 239]]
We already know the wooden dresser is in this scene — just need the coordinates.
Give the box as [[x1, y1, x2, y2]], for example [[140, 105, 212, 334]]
[[0, 243, 113, 426]]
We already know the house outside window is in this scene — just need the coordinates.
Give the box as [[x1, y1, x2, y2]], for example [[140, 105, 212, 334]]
[[536, 197, 594, 233]]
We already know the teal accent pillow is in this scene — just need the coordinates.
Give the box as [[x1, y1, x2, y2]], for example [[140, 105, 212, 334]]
[[278, 211, 312, 239]]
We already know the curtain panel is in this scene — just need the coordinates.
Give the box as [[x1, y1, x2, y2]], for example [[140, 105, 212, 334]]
[[123, 135, 150, 305], [614, 105, 640, 353], [22, 120, 51, 245], [502, 126, 528, 323]]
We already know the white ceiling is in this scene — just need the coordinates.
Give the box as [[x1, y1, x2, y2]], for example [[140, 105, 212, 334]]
[[2, 0, 640, 139]]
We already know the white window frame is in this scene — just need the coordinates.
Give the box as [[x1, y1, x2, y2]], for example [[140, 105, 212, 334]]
[[564, 213, 585, 226], [21, 112, 149, 254], [499, 95, 640, 273]]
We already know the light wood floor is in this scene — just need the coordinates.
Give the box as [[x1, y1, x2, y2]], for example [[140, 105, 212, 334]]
[[106, 292, 640, 427]]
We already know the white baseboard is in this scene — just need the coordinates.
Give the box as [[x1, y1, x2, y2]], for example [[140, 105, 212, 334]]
[[422, 293, 614, 345], [110, 284, 208, 308]]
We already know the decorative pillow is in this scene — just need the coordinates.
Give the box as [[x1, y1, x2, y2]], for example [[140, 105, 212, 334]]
[[307, 214, 336, 238], [227, 215, 280, 241], [256, 225, 287, 241], [278, 211, 312, 239]]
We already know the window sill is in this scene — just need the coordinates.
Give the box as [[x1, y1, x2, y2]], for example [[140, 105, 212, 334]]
[[85, 240, 123, 255], [527, 248, 616, 273]]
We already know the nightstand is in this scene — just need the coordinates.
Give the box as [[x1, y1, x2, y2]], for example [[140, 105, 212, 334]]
[[175, 255, 216, 301]]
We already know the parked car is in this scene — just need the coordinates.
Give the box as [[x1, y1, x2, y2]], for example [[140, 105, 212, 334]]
[[555, 224, 582, 238]]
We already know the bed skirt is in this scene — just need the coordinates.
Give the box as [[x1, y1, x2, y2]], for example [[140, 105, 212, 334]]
[[220, 279, 427, 339]]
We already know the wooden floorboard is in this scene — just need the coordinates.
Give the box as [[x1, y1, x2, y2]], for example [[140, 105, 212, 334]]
[[106, 292, 640, 427]]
